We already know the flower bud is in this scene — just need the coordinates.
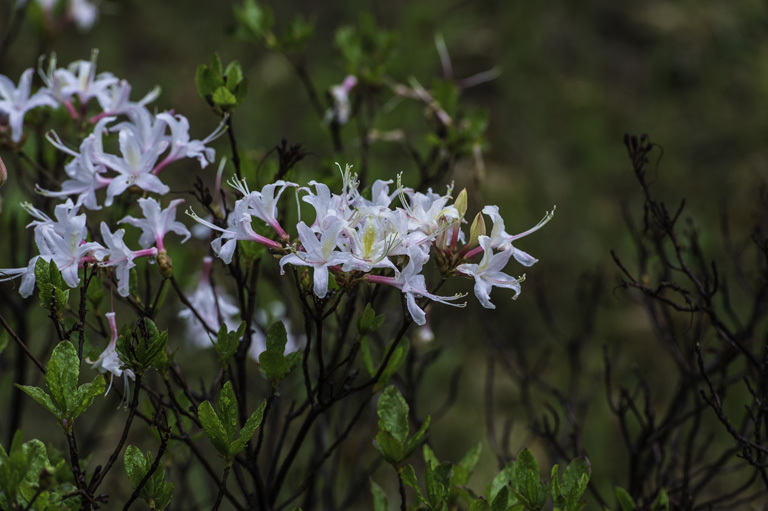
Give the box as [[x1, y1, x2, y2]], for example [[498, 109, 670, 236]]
[[454, 188, 467, 219], [468, 212, 486, 247], [0, 155, 6, 188], [157, 250, 173, 279]]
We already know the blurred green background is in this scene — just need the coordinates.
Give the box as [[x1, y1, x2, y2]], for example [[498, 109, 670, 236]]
[[2, 0, 768, 508]]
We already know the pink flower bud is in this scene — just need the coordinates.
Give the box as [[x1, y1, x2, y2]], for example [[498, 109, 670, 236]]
[[0, 155, 6, 188]]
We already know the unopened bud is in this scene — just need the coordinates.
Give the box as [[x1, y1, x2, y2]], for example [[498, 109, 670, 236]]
[[0, 155, 6, 188], [300, 268, 311, 291], [454, 188, 467, 219], [157, 250, 173, 279], [469, 212, 486, 247]]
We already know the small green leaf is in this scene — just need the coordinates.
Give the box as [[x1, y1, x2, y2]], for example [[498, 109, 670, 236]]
[[212, 86, 238, 107], [491, 486, 509, 511], [377, 386, 409, 444], [70, 374, 106, 419], [357, 303, 385, 335], [16, 385, 58, 416], [405, 415, 430, 458], [198, 401, 229, 456], [371, 479, 389, 511], [46, 341, 80, 417], [211, 53, 223, 77], [360, 336, 375, 376], [486, 460, 515, 502], [225, 61, 244, 89], [266, 321, 287, 352], [375, 337, 409, 391], [196, 65, 223, 99], [615, 487, 635, 511], [217, 382, 239, 446], [470, 499, 491, 511], [124, 445, 147, 489], [373, 430, 404, 465], [233, 0, 274, 41], [652, 488, 669, 511], [231, 400, 266, 456]]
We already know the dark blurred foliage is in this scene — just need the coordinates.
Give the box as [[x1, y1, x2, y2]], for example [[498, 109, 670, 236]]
[[2, 0, 768, 509]]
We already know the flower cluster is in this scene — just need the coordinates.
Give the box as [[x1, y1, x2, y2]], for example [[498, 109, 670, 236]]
[[190, 164, 554, 325], [0, 51, 224, 297]]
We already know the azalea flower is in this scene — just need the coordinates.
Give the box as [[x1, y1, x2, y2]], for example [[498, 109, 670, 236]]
[[481, 205, 555, 266], [229, 177, 293, 238], [87, 312, 135, 395], [179, 257, 241, 348], [119, 197, 190, 250], [95, 223, 157, 297], [457, 235, 523, 309], [188, 199, 283, 264], [154, 112, 226, 171], [279, 220, 351, 299], [365, 247, 465, 325], [94, 129, 170, 206], [0, 68, 57, 142]]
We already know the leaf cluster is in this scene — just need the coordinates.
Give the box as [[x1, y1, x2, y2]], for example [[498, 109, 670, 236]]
[[17, 341, 105, 432]]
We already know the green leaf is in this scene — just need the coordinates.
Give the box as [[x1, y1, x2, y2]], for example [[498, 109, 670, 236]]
[[124, 445, 147, 489], [470, 500, 491, 511], [266, 321, 287, 351], [211, 53, 223, 77], [0, 330, 8, 355], [212, 86, 238, 107], [422, 443, 439, 469], [373, 430, 404, 465], [377, 386, 409, 444], [652, 489, 669, 511], [560, 457, 590, 509], [486, 460, 515, 502], [358, 304, 386, 335], [35, 258, 51, 287], [491, 486, 509, 511], [46, 341, 80, 417], [70, 374, 106, 419], [405, 415, 430, 458], [453, 442, 482, 486], [375, 337, 409, 391], [217, 382, 239, 446], [198, 400, 229, 456], [371, 479, 389, 511], [215, 322, 245, 365], [425, 460, 451, 508], [195, 65, 223, 99], [230, 400, 266, 456], [16, 385, 58, 416], [233, 0, 274, 41], [615, 487, 635, 511], [360, 336, 375, 376], [225, 61, 244, 89]]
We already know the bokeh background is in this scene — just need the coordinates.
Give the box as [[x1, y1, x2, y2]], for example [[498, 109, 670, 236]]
[[2, 0, 767, 508]]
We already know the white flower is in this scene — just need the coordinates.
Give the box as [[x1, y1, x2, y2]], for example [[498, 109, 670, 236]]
[[95, 129, 170, 206], [279, 220, 352, 299], [119, 197, 190, 250], [95, 223, 156, 297], [365, 247, 465, 325], [0, 69, 57, 142], [457, 235, 523, 309], [155, 112, 226, 169], [179, 257, 241, 348], [87, 312, 135, 395], [482, 205, 555, 266]]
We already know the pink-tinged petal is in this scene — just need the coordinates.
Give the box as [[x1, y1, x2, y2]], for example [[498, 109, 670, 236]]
[[511, 247, 538, 267], [313, 265, 330, 299]]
